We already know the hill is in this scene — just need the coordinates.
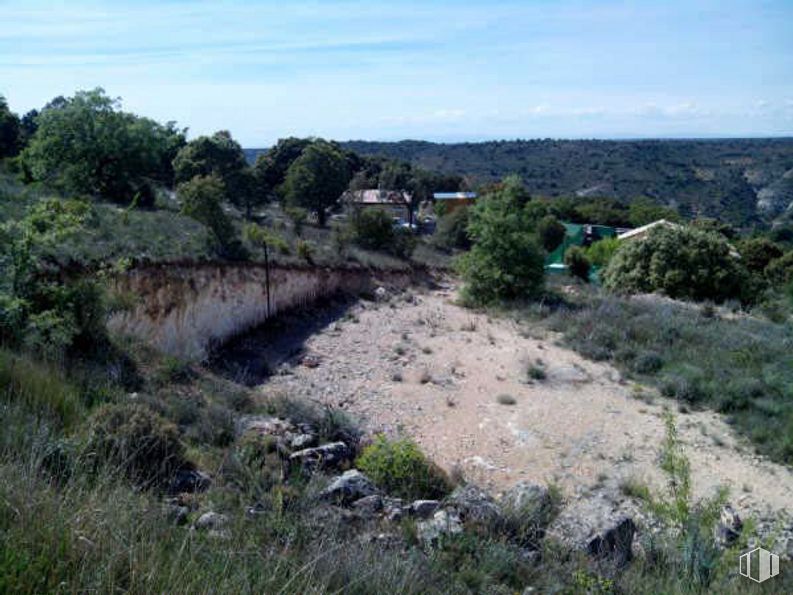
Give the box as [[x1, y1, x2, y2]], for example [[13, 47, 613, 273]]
[[333, 138, 793, 226]]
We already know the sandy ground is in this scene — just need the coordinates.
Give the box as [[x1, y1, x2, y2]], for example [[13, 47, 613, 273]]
[[258, 281, 793, 523]]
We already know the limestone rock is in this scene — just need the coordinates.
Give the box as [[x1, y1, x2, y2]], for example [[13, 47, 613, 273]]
[[321, 470, 379, 505], [409, 500, 440, 519], [417, 509, 463, 547], [548, 497, 636, 567], [290, 441, 351, 471], [446, 484, 503, 526]]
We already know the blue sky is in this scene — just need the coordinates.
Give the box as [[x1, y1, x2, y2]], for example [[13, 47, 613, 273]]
[[2, 0, 792, 145]]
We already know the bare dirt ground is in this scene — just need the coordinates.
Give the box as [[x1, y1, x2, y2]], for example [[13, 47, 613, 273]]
[[258, 280, 793, 526]]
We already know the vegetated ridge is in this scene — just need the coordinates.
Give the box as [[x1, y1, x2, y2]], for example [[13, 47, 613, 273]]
[[330, 138, 793, 226]]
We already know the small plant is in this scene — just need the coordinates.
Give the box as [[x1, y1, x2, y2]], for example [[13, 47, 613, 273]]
[[527, 363, 546, 381], [86, 403, 188, 486], [564, 246, 591, 282], [421, 345, 433, 354], [296, 239, 314, 261], [356, 435, 452, 500], [496, 394, 516, 405], [619, 476, 652, 501], [460, 318, 477, 332], [418, 368, 432, 384]]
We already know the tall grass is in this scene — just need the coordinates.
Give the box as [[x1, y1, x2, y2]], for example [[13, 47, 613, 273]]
[[539, 293, 793, 464]]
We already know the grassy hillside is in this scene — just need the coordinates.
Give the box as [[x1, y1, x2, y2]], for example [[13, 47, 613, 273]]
[[336, 138, 793, 226]]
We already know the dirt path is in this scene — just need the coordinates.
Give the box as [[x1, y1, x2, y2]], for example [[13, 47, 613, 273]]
[[260, 281, 793, 524]]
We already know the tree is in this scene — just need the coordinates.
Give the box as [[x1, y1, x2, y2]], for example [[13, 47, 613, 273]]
[[584, 237, 620, 268], [256, 137, 313, 190], [536, 215, 566, 251], [737, 237, 783, 274], [0, 94, 21, 158], [603, 226, 750, 303], [457, 176, 545, 304], [21, 88, 184, 205], [283, 140, 350, 226], [177, 175, 234, 249], [564, 246, 591, 281], [173, 130, 247, 185], [173, 130, 261, 217]]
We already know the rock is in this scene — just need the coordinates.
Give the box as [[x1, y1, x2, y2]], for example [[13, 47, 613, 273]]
[[165, 504, 189, 525], [239, 416, 296, 438], [194, 511, 228, 531], [417, 509, 463, 547], [501, 482, 552, 513], [550, 365, 591, 384], [384, 498, 406, 522], [446, 484, 503, 526], [715, 504, 743, 547], [548, 497, 636, 567], [374, 287, 389, 301], [290, 433, 318, 450], [409, 500, 440, 519], [352, 494, 384, 514], [320, 470, 379, 505], [290, 441, 351, 471], [168, 469, 211, 494], [301, 354, 322, 368]]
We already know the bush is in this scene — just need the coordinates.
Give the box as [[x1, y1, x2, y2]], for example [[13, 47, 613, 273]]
[[584, 237, 620, 268], [603, 225, 750, 303], [87, 403, 188, 486], [536, 215, 565, 252], [433, 207, 471, 250], [177, 174, 235, 250], [243, 223, 290, 254], [766, 250, 793, 286], [457, 176, 545, 304], [737, 237, 783, 273], [564, 246, 590, 282], [356, 436, 452, 500], [350, 209, 394, 251]]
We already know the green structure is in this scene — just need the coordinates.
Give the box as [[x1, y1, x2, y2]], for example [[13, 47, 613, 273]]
[[545, 223, 618, 278]]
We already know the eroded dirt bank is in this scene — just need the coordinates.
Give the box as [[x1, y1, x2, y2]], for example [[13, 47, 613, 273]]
[[107, 263, 412, 360], [258, 281, 793, 533]]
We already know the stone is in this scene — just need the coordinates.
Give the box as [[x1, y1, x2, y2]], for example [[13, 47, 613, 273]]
[[290, 433, 318, 450], [352, 494, 384, 514], [715, 504, 743, 547], [168, 469, 211, 494], [548, 497, 636, 567], [194, 511, 228, 531], [239, 416, 296, 438], [374, 287, 389, 301], [446, 484, 503, 526], [320, 470, 379, 505], [384, 498, 406, 522], [501, 482, 551, 510], [290, 441, 351, 471], [417, 509, 463, 547], [409, 500, 440, 519], [165, 504, 189, 525]]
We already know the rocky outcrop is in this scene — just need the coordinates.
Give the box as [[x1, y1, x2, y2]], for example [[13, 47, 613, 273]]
[[108, 263, 411, 360]]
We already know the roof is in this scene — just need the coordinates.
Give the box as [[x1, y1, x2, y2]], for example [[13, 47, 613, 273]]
[[617, 219, 680, 241], [433, 192, 477, 200], [343, 189, 411, 205]]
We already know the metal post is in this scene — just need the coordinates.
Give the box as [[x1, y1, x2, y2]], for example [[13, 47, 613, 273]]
[[264, 241, 271, 318]]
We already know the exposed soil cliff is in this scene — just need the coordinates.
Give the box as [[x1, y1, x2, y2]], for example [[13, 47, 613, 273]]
[[108, 263, 411, 360]]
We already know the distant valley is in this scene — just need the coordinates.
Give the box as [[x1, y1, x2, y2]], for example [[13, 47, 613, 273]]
[[247, 138, 793, 227]]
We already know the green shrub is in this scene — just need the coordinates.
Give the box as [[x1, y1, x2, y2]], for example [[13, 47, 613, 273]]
[[457, 176, 545, 304], [603, 225, 750, 303], [86, 403, 188, 486], [564, 246, 590, 282], [296, 239, 314, 261], [356, 436, 452, 500], [433, 207, 471, 250], [284, 206, 308, 235], [177, 174, 235, 250], [536, 215, 565, 252], [350, 209, 394, 251], [766, 250, 793, 286], [243, 222, 290, 254], [737, 237, 783, 273], [584, 237, 620, 268]]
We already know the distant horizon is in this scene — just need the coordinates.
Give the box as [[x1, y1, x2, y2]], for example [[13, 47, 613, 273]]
[[246, 133, 793, 149], [3, 1, 792, 144]]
